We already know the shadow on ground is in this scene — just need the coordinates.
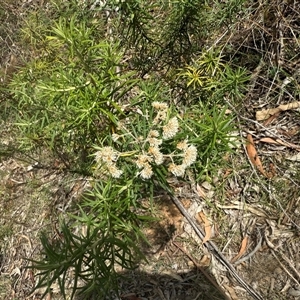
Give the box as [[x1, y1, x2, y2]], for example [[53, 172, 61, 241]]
[[117, 268, 227, 300], [73, 267, 227, 300]]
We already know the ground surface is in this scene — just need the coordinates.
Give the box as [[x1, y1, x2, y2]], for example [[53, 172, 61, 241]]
[[1, 154, 300, 300]]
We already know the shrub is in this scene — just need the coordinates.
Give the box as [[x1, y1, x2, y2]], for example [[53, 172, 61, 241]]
[[7, 1, 241, 298]]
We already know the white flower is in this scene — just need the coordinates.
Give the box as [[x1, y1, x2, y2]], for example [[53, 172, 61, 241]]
[[136, 154, 153, 169], [163, 117, 179, 139], [176, 140, 189, 151], [182, 145, 197, 167], [95, 146, 118, 164], [168, 163, 186, 177], [147, 137, 162, 147], [152, 101, 168, 110], [107, 164, 123, 178], [148, 146, 164, 165], [154, 153, 164, 165], [148, 130, 160, 138], [140, 162, 153, 179]]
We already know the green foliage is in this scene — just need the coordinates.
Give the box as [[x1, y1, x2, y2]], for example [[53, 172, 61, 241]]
[[163, 0, 207, 58], [219, 65, 250, 100], [182, 103, 236, 180], [114, 0, 235, 73], [213, 0, 248, 26], [29, 180, 151, 299], [178, 48, 250, 103], [10, 14, 136, 170], [179, 49, 225, 90], [116, 0, 155, 45]]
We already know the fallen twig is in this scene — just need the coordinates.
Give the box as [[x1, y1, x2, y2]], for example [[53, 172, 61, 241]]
[[172, 241, 231, 300], [256, 101, 300, 121], [168, 192, 264, 300]]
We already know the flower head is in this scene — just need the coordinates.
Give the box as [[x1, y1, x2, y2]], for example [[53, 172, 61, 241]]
[[140, 162, 153, 179], [107, 164, 123, 178], [168, 163, 186, 177], [177, 140, 189, 151], [148, 146, 164, 165], [182, 145, 197, 167], [95, 146, 118, 164], [148, 130, 160, 138], [147, 137, 162, 147], [152, 101, 168, 111], [136, 154, 153, 169], [163, 117, 179, 139]]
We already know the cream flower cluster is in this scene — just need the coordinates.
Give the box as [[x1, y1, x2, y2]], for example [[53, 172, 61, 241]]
[[94, 146, 123, 178], [167, 141, 197, 177], [94, 102, 197, 180]]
